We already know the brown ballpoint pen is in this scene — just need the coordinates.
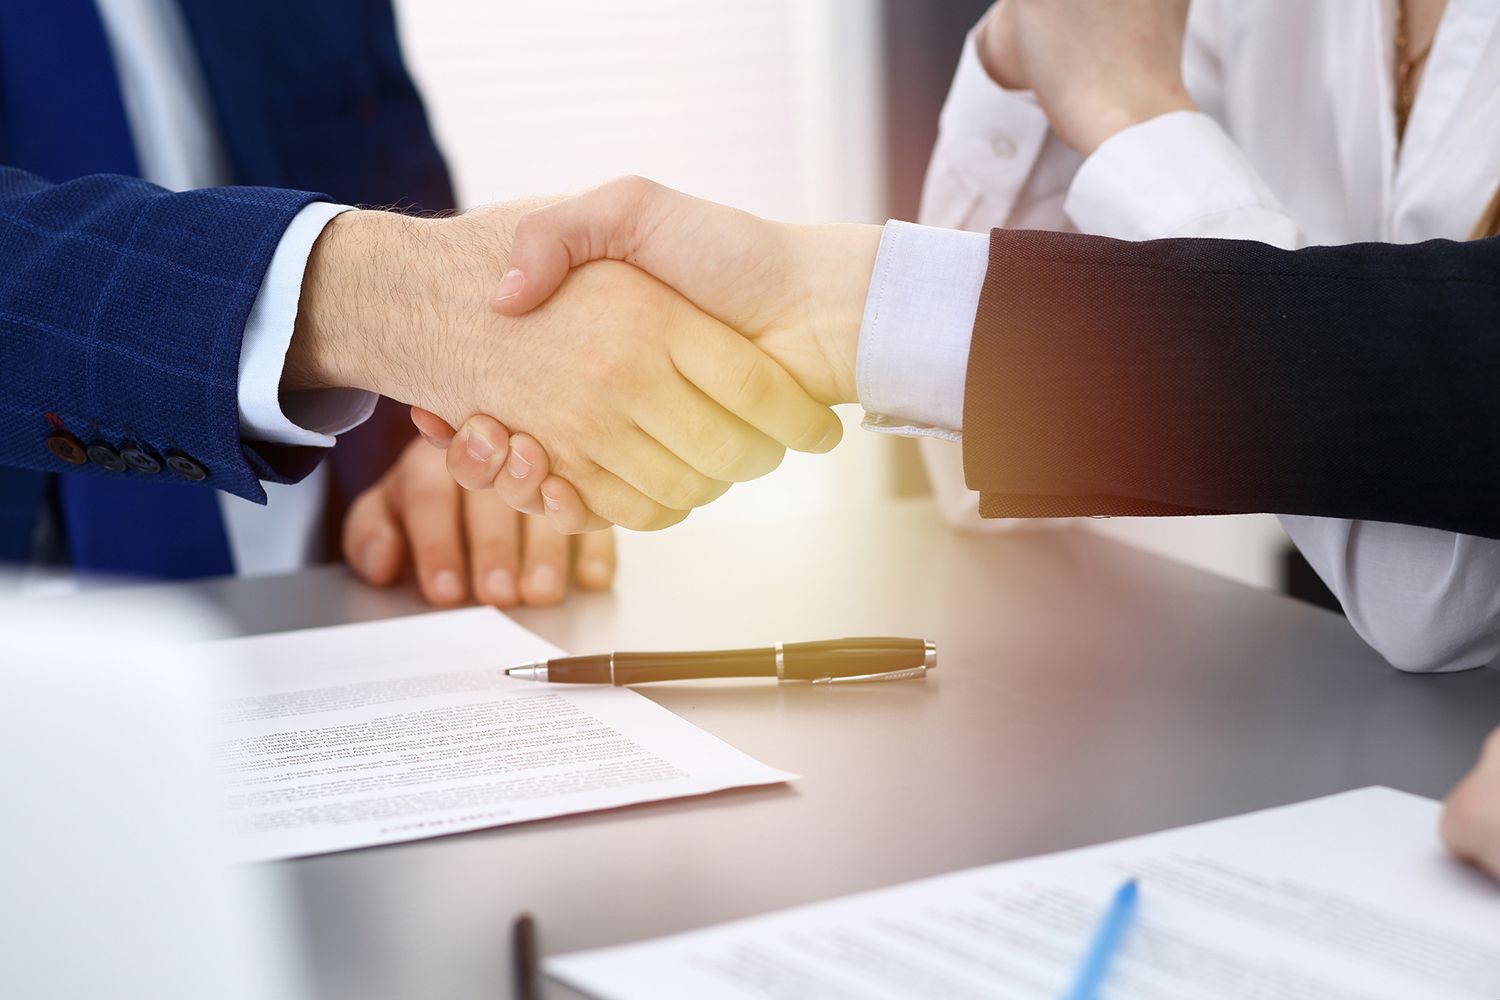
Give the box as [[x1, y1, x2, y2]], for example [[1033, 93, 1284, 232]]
[[504, 637, 937, 686]]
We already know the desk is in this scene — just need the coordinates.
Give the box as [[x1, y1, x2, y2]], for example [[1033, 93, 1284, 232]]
[[136, 501, 1500, 999]]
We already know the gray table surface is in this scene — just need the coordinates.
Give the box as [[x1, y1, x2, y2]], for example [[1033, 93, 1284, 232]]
[[123, 500, 1500, 999]]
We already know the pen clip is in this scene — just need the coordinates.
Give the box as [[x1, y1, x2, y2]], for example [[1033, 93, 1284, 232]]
[[812, 665, 930, 685]]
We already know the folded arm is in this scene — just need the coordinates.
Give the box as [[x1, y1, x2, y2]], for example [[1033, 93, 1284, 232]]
[[919, 0, 1500, 673]]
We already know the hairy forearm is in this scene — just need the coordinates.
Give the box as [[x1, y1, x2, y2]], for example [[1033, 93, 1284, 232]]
[[287, 210, 404, 395], [283, 206, 522, 405]]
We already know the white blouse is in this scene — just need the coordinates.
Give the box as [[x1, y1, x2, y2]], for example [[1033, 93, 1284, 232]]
[[918, 0, 1500, 672]]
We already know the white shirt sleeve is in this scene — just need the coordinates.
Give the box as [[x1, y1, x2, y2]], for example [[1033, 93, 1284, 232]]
[[1065, 111, 1302, 246], [237, 201, 377, 447], [854, 221, 988, 441], [919, 27, 1058, 235], [915, 25, 1082, 532], [1278, 517, 1500, 673]]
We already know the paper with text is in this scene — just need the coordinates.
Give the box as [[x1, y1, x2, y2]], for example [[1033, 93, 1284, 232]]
[[550, 788, 1500, 999], [209, 609, 795, 862]]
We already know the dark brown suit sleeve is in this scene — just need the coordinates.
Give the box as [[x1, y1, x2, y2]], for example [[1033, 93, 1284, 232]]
[[962, 229, 1500, 538]]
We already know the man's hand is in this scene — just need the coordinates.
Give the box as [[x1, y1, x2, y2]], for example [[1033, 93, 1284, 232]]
[[1442, 727, 1500, 882], [343, 436, 615, 606], [407, 178, 882, 532], [977, 0, 1195, 155], [410, 407, 599, 533], [283, 202, 843, 532]]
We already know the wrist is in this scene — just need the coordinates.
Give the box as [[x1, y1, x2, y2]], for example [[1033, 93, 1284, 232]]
[[1067, 89, 1198, 156], [286, 210, 397, 395], [794, 224, 881, 406], [283, 208, 471, 401]]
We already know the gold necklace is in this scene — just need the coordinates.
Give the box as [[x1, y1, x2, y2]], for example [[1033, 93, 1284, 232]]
[[1394, 0, 1436, 142]]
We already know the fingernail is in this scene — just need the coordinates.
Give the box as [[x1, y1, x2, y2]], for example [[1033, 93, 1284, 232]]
[[465, 428, 495, 462], [541, 492, 562, 512], [508, 451, 532, 480], [486, 569, 517, 604], [360, 535, 391, 578], [494, 268, 525, 302], [432, 569, 463, 602], [529, 564, 559, 597], [814, 422, 842, 452]]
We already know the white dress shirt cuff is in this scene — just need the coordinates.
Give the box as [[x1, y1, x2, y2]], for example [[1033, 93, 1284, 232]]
[[855, 221, 989, 441], [238, 201, 376, 447], [929, 28, 1052, 213], [1065, 111, 1289, 241]]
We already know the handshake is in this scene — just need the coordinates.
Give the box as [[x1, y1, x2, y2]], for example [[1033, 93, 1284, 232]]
[[285, 0, 1207, 537], [287, 179, 883, 533]]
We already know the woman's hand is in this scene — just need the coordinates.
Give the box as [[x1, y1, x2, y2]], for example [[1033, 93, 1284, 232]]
[[977, 0, 1196, 155]]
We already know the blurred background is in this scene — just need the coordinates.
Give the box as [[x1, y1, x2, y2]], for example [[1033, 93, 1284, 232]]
[[392, 0, 1301, 601]]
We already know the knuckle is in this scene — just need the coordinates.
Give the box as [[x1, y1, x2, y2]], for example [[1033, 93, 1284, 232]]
[[593, 349, 639, 391], [614, 506, 656, 533], [706, 432, 781, 482], [606, 493, 682, 533], [732, 359, 776, 409], [613, 174, 657, 203], [651, 473, 695, 513], [666, 472, 726, 510], [701, 432, 751, 481], [445, 452, 491, 492], [751, 443, 786, 479], [499, 494, 539, 518], [644, 506, 689, 532], [792, 412, 838, 452]]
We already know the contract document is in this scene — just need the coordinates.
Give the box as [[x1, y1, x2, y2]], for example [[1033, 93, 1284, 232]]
[[551, 787, 1500, 1000], [209, 609, 795, 862]]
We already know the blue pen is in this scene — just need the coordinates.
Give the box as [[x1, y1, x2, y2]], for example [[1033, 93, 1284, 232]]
[[1061, 878, 1140, 1000]]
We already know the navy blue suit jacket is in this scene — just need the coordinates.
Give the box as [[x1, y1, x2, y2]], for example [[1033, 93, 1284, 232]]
[[0, 0, 454, 560]]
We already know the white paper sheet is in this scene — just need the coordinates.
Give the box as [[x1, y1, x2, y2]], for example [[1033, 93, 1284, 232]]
[[208, 608, 796, 862], [550, 788, 1500, 1000]]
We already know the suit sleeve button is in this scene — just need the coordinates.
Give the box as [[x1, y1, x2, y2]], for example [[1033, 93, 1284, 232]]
[[165, 451, 209, 482], [47, 431, 88, 465], [86, 442, 127, 473], [120, 444, 162, 474]]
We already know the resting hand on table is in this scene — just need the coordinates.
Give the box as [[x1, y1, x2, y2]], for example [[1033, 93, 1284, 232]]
[[285, 201, 842, 533], [1443, 727, 1500, 882], [343, 436, 615, 607], [410, 177, 883, 532], [977, 0, 1195, 155]]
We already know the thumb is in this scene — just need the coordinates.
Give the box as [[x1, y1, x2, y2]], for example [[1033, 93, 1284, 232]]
[[492, 175, 664, 316], [491, 176, 775, 334]]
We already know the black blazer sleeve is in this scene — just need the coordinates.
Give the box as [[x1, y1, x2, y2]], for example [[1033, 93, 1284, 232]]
[[963, 230, 1500, 539]]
